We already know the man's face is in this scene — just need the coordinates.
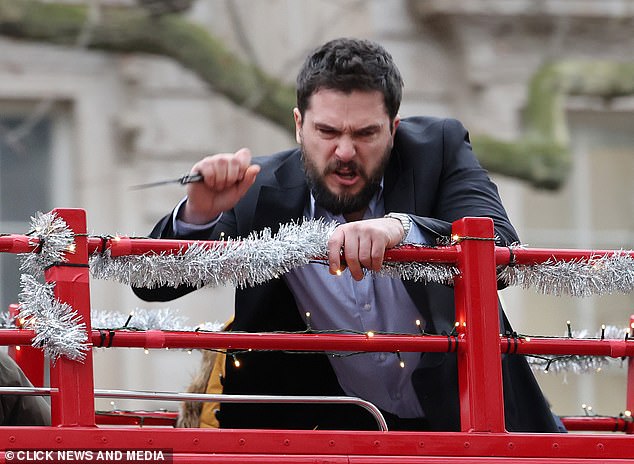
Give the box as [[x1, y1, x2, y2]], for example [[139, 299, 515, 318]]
[[294, 89, 399, 216]]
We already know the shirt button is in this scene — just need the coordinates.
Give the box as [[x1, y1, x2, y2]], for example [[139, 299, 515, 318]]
[[363, 303, 372, 311]]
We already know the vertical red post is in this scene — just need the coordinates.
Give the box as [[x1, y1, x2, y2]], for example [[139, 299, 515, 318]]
[[44, 208, 95, 427], [452, 217, 505, 432], [627, 314, 634, 434], [7, 304, 45, 387]]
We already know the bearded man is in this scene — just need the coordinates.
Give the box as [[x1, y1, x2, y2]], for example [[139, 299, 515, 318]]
[[134, 37, 561, 433]]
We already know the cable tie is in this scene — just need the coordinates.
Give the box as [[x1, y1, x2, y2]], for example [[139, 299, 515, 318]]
[[44, 262, 90, 271], [98, 329, 107, 347], [507, 246, 517, 267], [100, 236, 110, 256], [107, 330, 115, 348], [35, 237, 44, 253]]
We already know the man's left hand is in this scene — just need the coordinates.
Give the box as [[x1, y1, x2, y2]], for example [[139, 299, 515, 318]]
[[327, 218, 404, 281]]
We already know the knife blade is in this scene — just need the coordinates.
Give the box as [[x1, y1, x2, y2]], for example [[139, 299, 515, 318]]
[[130, 173, 204, 190]]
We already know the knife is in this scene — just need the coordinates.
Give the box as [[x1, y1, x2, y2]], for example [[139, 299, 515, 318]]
[[130, 173, 203, 190]]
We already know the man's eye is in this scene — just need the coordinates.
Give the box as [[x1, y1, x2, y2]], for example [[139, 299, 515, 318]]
[[356, 130, 377, 139]]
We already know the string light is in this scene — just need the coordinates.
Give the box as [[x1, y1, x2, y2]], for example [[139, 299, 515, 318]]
[[15, 346, 21, 351], [396, 351, 405, 368], [601, 324, 606, 340], [567, 321, 573, 338], [449, 321, 460, 337], [415, 319, 424, 335], [305, 312, 312, 332], [14, 212, 634, 373], [232, 354, 241, 368], [366, 331, 375, 338], [581, 404, 594, 416], [123, 312, 134, 328], [143, 349, 149, 355]]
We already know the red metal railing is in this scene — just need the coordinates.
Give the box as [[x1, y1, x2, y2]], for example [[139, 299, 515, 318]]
[[0, 208, 633, 463]]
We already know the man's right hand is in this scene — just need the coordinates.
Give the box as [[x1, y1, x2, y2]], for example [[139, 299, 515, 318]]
[[181, 148, 260, 224]]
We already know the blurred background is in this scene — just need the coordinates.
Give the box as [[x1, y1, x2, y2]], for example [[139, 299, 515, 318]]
[[0, 0, 633, 421]]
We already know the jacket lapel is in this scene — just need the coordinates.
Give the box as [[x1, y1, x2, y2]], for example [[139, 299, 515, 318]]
[[383, 149, 416, 215], [252, 151, 309, 233]]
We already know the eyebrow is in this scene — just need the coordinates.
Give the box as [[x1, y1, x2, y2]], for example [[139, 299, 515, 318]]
[[313, 122, 383, 135]]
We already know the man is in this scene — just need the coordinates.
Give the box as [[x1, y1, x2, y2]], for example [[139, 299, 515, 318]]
[[134, 38, 560, 432]]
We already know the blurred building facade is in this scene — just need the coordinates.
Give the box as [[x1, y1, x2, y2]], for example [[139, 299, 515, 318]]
[[0, 0, 633, 418]]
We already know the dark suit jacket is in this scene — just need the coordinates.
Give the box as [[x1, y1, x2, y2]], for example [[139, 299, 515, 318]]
[[134, 117, 560, 432]]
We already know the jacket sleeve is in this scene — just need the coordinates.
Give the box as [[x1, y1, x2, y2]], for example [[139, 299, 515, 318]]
[[131, 207, 239, 302], [409, 118, 519, 247]]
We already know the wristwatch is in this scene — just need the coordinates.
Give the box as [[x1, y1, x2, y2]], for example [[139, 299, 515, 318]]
[[384, 212, 412, 245]]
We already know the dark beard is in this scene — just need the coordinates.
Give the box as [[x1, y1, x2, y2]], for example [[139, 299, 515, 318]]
[[301, 146, 390, 216]]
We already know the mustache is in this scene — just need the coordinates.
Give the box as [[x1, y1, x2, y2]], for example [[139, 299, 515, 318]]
[[326, 160, 366, 178]]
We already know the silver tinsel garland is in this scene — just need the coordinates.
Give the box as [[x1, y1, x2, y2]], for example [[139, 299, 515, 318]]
[[19, 211, 75, 275], [10, 211, 634, 366], [499, 252, 634, 297], [91, 307, 225, 332], [17, 274, 88, 362], [90, 221, 459, 289], [527, 325, 630, 375]]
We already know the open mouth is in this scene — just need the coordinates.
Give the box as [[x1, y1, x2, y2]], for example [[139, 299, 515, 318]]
[[333, 169, 359, 185]]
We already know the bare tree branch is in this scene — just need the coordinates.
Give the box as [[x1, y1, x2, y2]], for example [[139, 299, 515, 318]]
[[0, 0, 296, 133], [4, 1, 633, 190]]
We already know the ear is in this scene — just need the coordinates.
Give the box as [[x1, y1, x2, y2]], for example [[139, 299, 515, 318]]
[[391, 116, 401, 139], [293, 108, 302, 144]]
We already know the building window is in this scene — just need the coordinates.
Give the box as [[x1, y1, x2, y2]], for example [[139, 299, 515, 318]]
[[0, 115, 52, 313]]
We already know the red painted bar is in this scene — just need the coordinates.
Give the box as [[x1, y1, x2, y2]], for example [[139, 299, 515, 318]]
[[625, 314, 634, 434], [2, 329, 634, 358], [3, 214, 634, 460], [561, 416, 633, 433], [501, 337, 634, 357], [0, 234, 38, 253], [495, 246, 634, 266], [452, 217, 505, 433], [95, 410, 178, 427], [0, 427, 634, 460], [4, 231, 632, 267], [44, 208, 96, 427]]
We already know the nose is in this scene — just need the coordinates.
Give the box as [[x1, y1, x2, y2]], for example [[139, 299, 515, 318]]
[[334, 135, 356, 162]]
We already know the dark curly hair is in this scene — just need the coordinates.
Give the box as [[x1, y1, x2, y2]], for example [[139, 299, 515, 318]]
[[296, 38, 404, 122]]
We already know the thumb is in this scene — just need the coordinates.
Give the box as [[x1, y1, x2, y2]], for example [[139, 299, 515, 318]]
[[236, 164, 260, 196]]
